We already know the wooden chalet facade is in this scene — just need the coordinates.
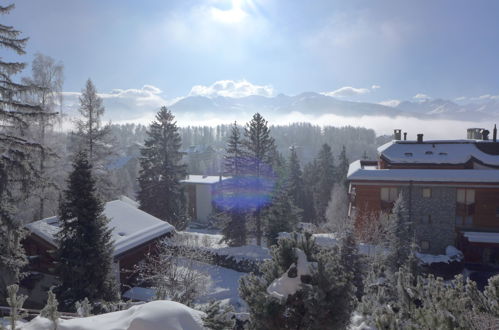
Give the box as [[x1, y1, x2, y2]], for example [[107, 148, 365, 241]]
[[348, 128, 499, 266], [23, 197, 175, 287]]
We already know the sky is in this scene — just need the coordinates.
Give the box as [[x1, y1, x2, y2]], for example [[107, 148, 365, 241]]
[[4, 0, 499, 137]]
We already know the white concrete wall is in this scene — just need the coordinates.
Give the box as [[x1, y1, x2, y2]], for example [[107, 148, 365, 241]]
[[196, 184, 213, 222]]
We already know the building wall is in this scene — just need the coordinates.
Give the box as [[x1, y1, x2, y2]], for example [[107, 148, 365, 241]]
[[195, 184, 213, 222], [405, 186, 457, 254]]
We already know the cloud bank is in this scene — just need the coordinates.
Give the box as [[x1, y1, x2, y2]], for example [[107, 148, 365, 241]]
[[188, 80, 275, 98]]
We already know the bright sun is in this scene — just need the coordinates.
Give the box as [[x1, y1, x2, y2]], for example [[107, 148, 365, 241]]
[[210, 0, 250, 24]]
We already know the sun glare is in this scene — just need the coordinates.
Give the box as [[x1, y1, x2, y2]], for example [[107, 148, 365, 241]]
[[210, 0, 249, 24]]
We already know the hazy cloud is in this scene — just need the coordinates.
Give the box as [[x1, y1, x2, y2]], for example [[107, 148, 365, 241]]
[[322, 86, 370, 98], [413, 93, 430, 100], [379, 99, 401, 107], [371, 84, 381, 89], [188, 80, 275, 98]]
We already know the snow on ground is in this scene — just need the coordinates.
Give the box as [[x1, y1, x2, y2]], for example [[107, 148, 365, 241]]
[[215, 245, 270, 262], [267, 248, 316, 300], [123, 258, 248, 312], [20, 301, 204, 330], [416, 245, 463, 265]]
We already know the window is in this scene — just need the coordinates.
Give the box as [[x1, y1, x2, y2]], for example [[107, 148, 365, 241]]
[[455, 189, 475, 226], [381, 187, 399, 202], [496, 206, 499, 217], [381, 187, 399, 212], [422, 188, 431, 198], [421, 241, 430, 251]]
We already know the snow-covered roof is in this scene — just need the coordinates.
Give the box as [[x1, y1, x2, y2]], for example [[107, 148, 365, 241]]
[[378, 140, 499, 166], [347, 159, 499, 183], [25, 198, 175, 257], [180, 175, 230, 185], [463, 231, 499, 244]]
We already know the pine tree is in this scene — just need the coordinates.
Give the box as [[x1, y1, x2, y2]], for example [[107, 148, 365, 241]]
[[336, 145, 349, 188], [220, 122, 247, 246], [75, 297, 92, 317], [137, 107, 188, 229], [74, 79, 113, 166], [73, 79, 115, 199], [40, 287, 60, 330], [384, 194, 414, 274], [313, 144, 336, 224], [240, 233, 357, 330], [0, 3, 46, 300], [56, 152, 118, 309], [263, 185, 301, 246], [22, 53, 63, 220], [302, 160, 319, 222], [5, 284, 27, 330], [288, 146, 305, 211], [242, 113, 276, 246], [202, 301, 236, 330]]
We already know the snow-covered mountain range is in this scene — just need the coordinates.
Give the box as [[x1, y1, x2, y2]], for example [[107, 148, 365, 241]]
[[169, 92, 499, 121]]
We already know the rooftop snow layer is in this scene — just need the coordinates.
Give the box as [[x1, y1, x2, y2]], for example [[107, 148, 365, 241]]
[[347, 160, 499, 183], [378, 140, 499, 166], [463, 231, 499, 244], [180, 175, 230, 184], [25, 199, 174, 257]]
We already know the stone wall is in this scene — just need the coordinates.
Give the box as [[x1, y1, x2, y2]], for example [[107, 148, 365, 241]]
[[403, 186, 457, 254]]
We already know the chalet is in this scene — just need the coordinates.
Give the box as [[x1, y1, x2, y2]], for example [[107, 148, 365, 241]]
[[23, 197, 175, 286], [181, 175, 230, 223], [348, 127, 499, 266]]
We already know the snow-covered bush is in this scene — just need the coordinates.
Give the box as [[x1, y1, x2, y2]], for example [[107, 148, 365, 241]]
[[240, 233, 358, 330]]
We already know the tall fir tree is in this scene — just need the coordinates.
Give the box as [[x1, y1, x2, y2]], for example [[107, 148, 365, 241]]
[[287, 146, 305, 211], [73, 79, 115, 199], [220, 121, 247, 246], [302, 160, 319, 222], [0, 3, 48, 300], [336, 145, 349, 188], [137, 107, 188, 230], [242, 113, 276, 246], [313, 143, 336, 224], [56, 152, 118, 309], [263, 184, 301, 246]]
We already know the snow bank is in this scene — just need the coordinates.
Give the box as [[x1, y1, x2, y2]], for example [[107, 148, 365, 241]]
[[21, 301, 204, 330], [267, 249, 314, 300], [416, 245, 463, 265], [214, 245, 270, 262]]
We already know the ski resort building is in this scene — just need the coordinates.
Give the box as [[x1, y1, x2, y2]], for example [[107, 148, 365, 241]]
[[23, 197, 175, 286], [181, 175, 230, 223], [347, 127, 499, 266]]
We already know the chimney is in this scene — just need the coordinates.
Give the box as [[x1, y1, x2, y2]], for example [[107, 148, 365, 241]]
[[394, 129, 402, 141], [403, 132, 407, 141], [482, 129, 490, 141], [417, 134, 424, 143], [494, 124, 497, 142]]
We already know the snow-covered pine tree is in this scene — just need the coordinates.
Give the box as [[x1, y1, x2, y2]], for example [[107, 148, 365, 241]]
[[73, 79, 116, 199], [324, 183, 349, 235], [313, 143, 335, 224], [288, 146, 305, 211], [40, 287, 60, 330], [137, 107, 188, 229], [339, 227, 365, 299], [384, 193, 415, 274], [336, 145, 349, 188], [242, 113, 276, 246], [21, 53, 63, 220], [75, 297, 92, 317], [240, 233, 357, 330], [5, 284, 27, 330], [202, 300, 236, 330], [302, 160, 319, 222], [0, 3, 49, 301], [56, 151, 118, 309], [220, 121, 247, 246], [263, 183, 301, 246]]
